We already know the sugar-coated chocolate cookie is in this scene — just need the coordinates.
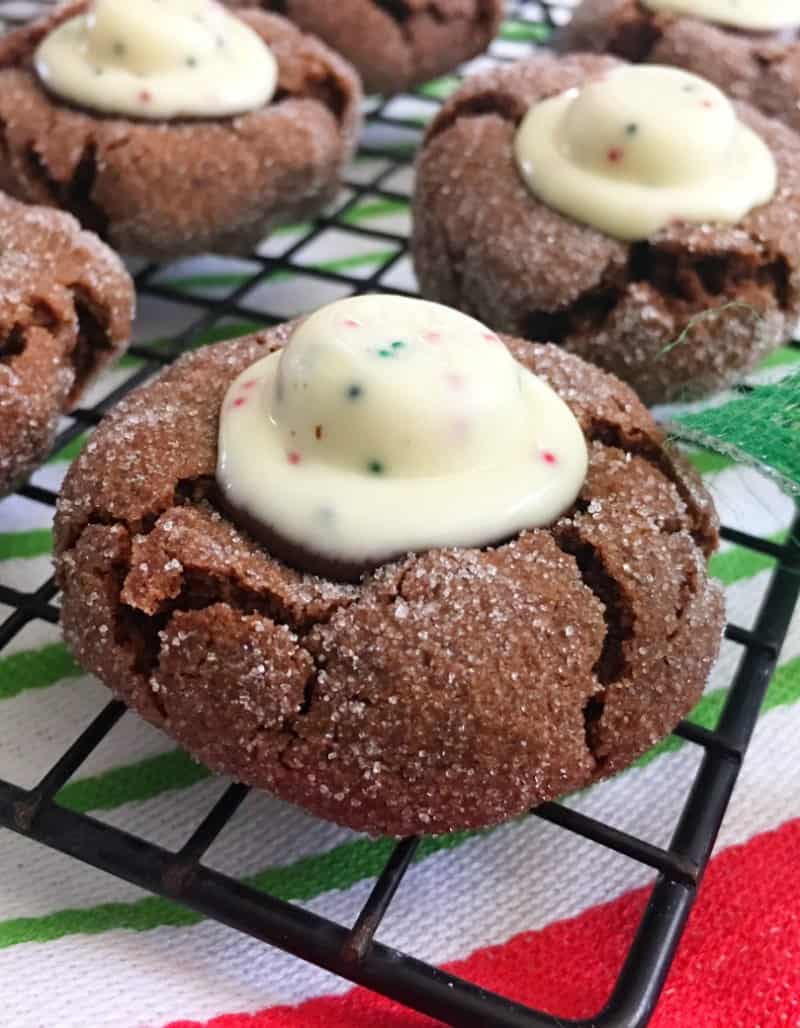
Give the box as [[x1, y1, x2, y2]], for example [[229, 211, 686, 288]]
[[222, 0, 504, 95], [563, 0, 800, 136], [54, 324, 724, 837], [0, 2, 361, 258], [0, 194, 133, 496], [412, 53, 800, 405]]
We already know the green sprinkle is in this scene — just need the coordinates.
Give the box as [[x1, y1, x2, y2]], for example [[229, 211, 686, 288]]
[[186, 56, 198, 67], [367, 460, 384, 475], [625, 122, 638, 136], [378, 342, 406, 358], [347, 384, 363, 400]]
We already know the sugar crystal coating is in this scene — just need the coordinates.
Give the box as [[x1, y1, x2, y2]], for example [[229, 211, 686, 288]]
[[0, 3, 361, 257], [0, 193, 133, 496], [220, 0, 504, 96], [54, 324, 724, 836], [413, 52, 800, 404]]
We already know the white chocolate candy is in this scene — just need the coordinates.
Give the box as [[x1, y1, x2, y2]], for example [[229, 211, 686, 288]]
[[514, 65, 776, 241], [217, 296, 588, 571], [34, 0, 277, 120], [642, 0, 800, 32]]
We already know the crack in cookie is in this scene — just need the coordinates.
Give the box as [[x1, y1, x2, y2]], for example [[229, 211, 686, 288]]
[[413, 54, 800, 403], [54, 326, 724, 836]]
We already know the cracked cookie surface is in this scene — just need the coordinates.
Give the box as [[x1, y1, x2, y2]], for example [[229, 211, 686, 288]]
[[54, 325, 724, 836], [412, 53, 800, 405], [222, 0, 504, 95], [0, 193, 133, 496], [563, 0, 800, 136], [0, 3, 361, 258]]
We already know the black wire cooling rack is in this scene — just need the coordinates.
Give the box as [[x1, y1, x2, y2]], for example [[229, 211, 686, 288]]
[[1, 3, 800, 1026]]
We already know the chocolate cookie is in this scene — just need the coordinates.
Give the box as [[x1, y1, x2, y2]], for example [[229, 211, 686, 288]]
[[562, 1, 800, 135], [54, 324, 724, 837], [222, 0, 504, 95], [0, 193, 133, 496], [0, 2, 361, 258], [412, 53, 800, 405]]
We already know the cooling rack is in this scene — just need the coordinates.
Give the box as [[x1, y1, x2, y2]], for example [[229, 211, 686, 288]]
[[1, 2, 799, 1026]]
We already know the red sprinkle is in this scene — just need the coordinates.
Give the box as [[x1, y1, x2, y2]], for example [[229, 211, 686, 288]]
[[701, 99, 714, 109], [343, 318, 361, 328], [607, 147, 623, 163], [232, 397, 247, 408], [542, 450, 557, 465], [242, 379, 258, 390], [452, 416, 470, 440], [288, 451, 302, 465], [139, 90, 152, 103], [482, 332, 498, 343], [425, 330, 442, 343], [315, 424, 323, 440]]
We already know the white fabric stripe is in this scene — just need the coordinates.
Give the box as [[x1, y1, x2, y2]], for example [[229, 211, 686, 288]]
[[0, 555, 56, 594], [743, 352, 800, 387], [28, 456, 70, 494], [0, 617, 62, 660], [0, 676, 173, 789], [4, 832, 153, 919], [0, 492, 55, 535], [1, 782, 356, 921], [3, 697, 799, 1028], [709, 576, 800, 695], [706, 464, 795, 540], [720, 564, 800, 649], [720, 567, 772, 635]]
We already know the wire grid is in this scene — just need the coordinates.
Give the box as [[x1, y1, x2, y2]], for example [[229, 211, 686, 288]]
[[1, 2, 800, 1026]]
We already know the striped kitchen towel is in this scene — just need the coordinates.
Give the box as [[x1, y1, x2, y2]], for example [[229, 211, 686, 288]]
[[1, 5, 799, 1026], [1, 231, 798, 1028]]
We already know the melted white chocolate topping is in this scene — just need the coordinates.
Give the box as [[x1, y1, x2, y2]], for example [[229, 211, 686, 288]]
[[642, 0, 800, 32], [514, 65, 776, 242], [217, 296, 588, 570], [34, 0, 277, 120]]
